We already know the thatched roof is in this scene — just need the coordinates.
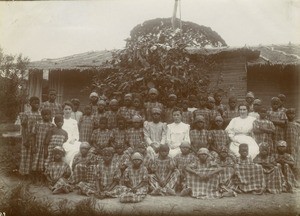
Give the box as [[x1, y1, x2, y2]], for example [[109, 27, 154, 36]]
[[28, 50, 113, 70], [247, 44, 300, 65]]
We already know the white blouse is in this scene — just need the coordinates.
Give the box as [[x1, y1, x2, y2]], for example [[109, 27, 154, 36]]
[[166, 122, 190, 149], [62, 118, 79, 142], [225, 116, 256, 139]]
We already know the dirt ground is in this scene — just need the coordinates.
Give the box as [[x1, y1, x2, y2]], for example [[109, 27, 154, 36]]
[[0, 174, 299, 216]]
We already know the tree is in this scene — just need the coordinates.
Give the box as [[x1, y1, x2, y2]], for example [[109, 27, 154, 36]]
[[92, 18, 226, 102], [0, 47, 30, 122]]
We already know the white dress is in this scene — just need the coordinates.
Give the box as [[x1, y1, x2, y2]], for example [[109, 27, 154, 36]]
[[166, 122, 190, 158], [62, 118, 81, 168], [225, 116, 259, 159]]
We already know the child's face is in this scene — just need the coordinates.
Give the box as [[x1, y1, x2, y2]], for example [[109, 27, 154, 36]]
[[124, 97, 132, 106], [117, 120, 126, 130], [42, 113, 51, 122], [260, 149, 268, 157], [53, 152, 63, 161], [159, 149, 169, 158], [98, 104, 105, 112], [189, 98, 198, 107], [196, 121, 205, 130], [49, 92, 56, 101], [198, 153, 208, 162], [73, 104, 79, 112], [149, 93, 157, 101], [277, 146, 286, 154], [172, 111, 182, 123], [215, 119, 223, 128], [220, 152, 228, 160], [152, 112, 161, 122], [207, 100, 215, 109], [239, 148, 248, 158], [55, 119, 64, 128], [168, 98, 177, 107], [132, 159, 143, 168], [287, 112, 295, 121], [90, 96, 98, 103], [180, 147, 190, 155], [133, 121, 141, 129], [80, 147, 89, 156], [246, 97, 254, 104], [133, 98, 141, 108], [181, 100, 189, 110], [271, 101, 280, 110], [102, 153, 113, 163], [110, 103, 119, 111], [63, 105, 72, 116], [30, 100, 40, 110], [214, 94, 222, 103], [229, 99, 237, 108], [99, 120, 108, 130], [84, 107, 92, 115], [259, 110, 267, 119], [115, 147, 124, 155], [253, 104, 261, 112], [199, 98, 207, 107]]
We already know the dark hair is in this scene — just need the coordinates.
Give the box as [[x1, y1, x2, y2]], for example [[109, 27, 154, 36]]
[[71, 98, 80, 105], [238, 102, 250, 112], [62, 101, 73, 109], [172, 107, 182, 115], [41, 108, 51, 116], [99, 116, 108, 123], [29, 96, 40, 104], [228, 96, 237, 102], [48, 89, 56, 94], [54, 114, 63, 124]]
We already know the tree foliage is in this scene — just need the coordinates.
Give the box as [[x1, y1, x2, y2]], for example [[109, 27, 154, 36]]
[[93, 18, 226, 101], [0, 47, 30, 122]]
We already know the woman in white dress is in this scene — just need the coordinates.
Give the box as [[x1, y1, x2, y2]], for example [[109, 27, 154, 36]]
[[166, 108, 190, 157], [225, 103, 259, 159], [61, 101, 81, 168]]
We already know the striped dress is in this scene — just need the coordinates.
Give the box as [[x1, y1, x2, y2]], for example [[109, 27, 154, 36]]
[[144, 101, 164, 121], [253, 118, 276, 153], [79, 115, 94, 142], [268, 110, 287, 142], [126, 128, 144, 149]]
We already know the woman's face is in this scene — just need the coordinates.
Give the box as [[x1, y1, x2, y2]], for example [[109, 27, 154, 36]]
[[239, 105, 248, 117], [173, 111, 182, 123], [63, 105, 72, 116]]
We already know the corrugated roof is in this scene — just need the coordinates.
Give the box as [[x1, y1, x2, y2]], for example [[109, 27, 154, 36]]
[[28, 50, 113, 70], [248, 44, 300, 65]]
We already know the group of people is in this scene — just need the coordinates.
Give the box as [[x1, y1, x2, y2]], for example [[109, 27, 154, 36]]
[[17, 88, 299, 202]]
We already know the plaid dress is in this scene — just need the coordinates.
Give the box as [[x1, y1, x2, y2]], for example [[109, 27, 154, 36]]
[[285, 121, 300, 159], [105, 110, 118, 129], [45, 128, 68, 168], [149, 156, 180, 195], [210, 130, 230, 152], [274, 153, 297, 190], [253, 119, 276, 153], [174, 153, 196, 189], [189, 129, 211, 153], [234, 157, 266, 193], [119, 165, 148, 203], [223, 107, 239, 127], [117, 106, 136, 123], [144, 101, 164, 121], [182, 110, 193, 125], [126, 128, 144, 149], [215, 156, 235, 189], [92, 111, 108, 129], [31, 121, 54, 172], [19, 111, 42, 175], [268, 110, 287, 142], [90, 104, 98, 116], [253, 155, 283, 194], [40, 101, 62, 118], [185, 159, 221, 199], [193, 108, 211, 129], [79, 115, 95, 143], [209, 109, 221, 129], [90, 129, 113, 155], [112, 128, 127, 147], [45, 161, 72, 192], [69, 154, 93, 185]]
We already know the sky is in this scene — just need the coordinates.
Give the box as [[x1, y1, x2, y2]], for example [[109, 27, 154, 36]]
[[0, 0, 299, 61]]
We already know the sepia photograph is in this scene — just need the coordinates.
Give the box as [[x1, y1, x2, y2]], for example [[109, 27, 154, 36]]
[[0, 0, 299, 215]]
